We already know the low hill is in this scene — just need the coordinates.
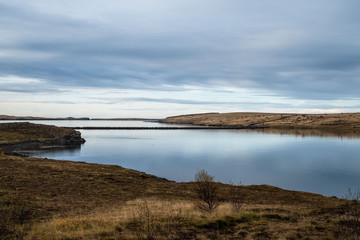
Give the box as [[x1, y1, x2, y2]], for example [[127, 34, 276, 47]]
[[161, 112, 360, 132]]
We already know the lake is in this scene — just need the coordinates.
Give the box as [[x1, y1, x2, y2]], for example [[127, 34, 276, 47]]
[[2, 120, 360, 197]]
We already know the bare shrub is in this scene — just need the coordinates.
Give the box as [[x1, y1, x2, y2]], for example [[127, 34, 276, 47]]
[[162, 206, 187, 239], [228, 183, 243, 212], [193, 169, 221, 212], [0, 207, 14, 240], [340, 188, 360, 240], [125, 200, 187, 240], [127, 200, 158, 240], [0, 195, 34, 240], [10, 196, 33, 225]]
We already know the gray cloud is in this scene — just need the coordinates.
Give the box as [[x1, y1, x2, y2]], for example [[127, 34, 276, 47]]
[[95, 96, 290, 108], [0, 87, 62, 94], [1, 0, 360, 103]]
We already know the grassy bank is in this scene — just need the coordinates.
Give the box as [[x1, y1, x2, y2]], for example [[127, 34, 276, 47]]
[[160, 112, 360, 132], [0, 122, 357, 239], [0, 153, 352, 239]]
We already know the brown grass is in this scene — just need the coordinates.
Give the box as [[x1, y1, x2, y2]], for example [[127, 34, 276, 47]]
[[161, 112, 360, 133], [0, 154, 189, 217], [26, 198, 347, 240], [0, 153, 351, 239], [0, 122, 84, 146]]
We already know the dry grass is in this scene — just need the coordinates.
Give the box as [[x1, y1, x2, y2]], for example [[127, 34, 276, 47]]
[[0, 154, 189, 218], [0, 153, 350, 239], [26, 198, 347, 240], [161, 112, 360, 133]]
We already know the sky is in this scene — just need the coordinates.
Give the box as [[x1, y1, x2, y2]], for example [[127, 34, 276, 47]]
[[0, 0, 360, 118]]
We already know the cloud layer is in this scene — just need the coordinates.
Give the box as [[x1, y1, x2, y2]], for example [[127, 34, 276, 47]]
[[1, 0, 359, 117]]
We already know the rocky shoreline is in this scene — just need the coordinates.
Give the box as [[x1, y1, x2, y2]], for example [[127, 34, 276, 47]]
[[0, 122, 85, 154]]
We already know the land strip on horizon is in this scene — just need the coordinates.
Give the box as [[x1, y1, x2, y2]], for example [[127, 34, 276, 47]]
[[0, 115, 159, 121], [160, 112, 360, 132]]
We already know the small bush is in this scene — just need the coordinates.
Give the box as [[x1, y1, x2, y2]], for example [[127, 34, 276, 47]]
[[340, 188, 360, 240], [228, 183, 243, 212], [193, 169, 221, 212], [0, 195, 34, 240], [125, 200, 187, 240], [127, 200, 158, 240], [0, 207, 14, 240]]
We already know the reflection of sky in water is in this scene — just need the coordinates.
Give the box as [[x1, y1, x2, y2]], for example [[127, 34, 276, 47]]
[[22, 126, 360, 197]]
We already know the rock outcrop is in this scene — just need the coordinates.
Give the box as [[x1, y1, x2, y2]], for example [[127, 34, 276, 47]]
[[0, 122, 85, 146]]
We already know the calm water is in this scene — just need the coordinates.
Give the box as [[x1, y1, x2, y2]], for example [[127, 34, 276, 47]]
[[2, 120, 360, 197]]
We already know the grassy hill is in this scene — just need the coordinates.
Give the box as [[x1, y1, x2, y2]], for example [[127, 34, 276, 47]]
[[161, 112, 360, 132]]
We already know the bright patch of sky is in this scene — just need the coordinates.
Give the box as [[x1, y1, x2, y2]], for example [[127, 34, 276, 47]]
[[0, 0, 359, 117]]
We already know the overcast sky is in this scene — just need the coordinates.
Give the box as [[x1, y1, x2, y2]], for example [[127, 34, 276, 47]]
[[1, 0, 359, 118]]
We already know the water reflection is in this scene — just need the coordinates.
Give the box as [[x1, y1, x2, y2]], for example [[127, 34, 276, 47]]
[[23, 129, 360, 197], [16, 143, 82, 158], [240, 128, 360, 139], [1, 120, 359, 139]]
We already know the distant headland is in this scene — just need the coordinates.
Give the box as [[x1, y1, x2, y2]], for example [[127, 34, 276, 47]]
[[0, 115, 90, 120], [160, 112, 360, 132], [0, 115, 158, 121]]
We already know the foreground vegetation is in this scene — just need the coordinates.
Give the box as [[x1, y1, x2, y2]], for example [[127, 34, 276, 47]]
[[1, 122, 360, 239], [161, 112, 360, 133], [1, 152, 355, 239]]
